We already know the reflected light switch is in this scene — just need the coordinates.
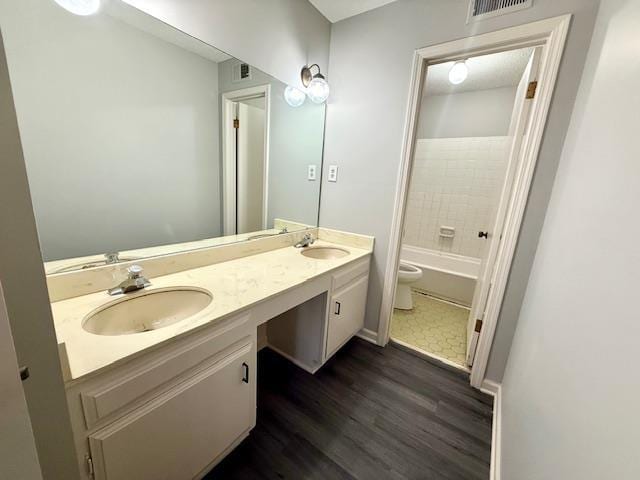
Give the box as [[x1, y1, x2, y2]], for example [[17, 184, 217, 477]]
[[308, 165, 317, 181], [328, 165, 338, 183]]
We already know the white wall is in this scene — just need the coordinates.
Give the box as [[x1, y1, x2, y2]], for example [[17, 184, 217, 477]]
[[0, 0, 222, 261], [320, 0, 600, 382], [404, 137, 510, 259], [417, 87, 517, 138], [122, 0, 331, 88], [500, 0, 640, 477]]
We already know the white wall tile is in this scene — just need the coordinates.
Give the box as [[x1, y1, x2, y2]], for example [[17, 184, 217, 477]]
[[403, 137, 510, 259]]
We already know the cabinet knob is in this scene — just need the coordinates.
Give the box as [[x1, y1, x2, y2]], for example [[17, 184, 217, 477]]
[[478, 231, 489, 239], [334, 301, 341, 315], [241, 362, 249, 383]]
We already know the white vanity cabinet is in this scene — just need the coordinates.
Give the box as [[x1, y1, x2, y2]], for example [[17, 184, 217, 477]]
[[67, 313, 257, 480], [88, 342, 253, 480], [326, 259, 370, 359], [65, 252, 372, 480], [267, 257, 371, 369]]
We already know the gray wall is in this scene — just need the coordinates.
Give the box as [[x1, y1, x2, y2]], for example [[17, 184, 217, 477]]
[[218, 60, 326, 228], [320, 0, 600, 382], [501, 0, 640, 476], [0, 0, 222, 261], [123, 0, 331, 88], [417, 87, 517, 138], [0, 33, 79, 480]]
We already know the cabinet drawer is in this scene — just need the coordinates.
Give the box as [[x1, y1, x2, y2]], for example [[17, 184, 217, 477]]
[[332, 258, 370, 291], [88, 341, 256, 480], [81, 313, 250, 428], [326, 274, 368, 358]]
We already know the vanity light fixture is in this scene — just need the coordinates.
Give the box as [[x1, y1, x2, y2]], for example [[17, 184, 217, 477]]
[[53, 0, 101, 16], [284, 85, 306, 107], [448, 60, 469, 85], [301, 64, 330, 104]]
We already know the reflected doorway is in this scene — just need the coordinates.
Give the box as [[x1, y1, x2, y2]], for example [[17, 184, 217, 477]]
[[222, 86, 270, 235]]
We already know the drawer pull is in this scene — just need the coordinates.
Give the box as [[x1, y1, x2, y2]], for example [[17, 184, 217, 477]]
[[335, 301, 341, 315], [242, 362, 249, 383]]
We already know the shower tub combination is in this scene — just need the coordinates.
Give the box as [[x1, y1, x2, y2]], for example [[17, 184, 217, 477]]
[[399, 245, 480, 307]]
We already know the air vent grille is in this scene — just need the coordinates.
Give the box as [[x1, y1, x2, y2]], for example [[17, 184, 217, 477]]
[[232, 62, 252, 83], [468, 0, 532, 21]]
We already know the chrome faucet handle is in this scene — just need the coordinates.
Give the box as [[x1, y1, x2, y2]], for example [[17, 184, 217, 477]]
[[127, 264, 144, 278], [104, 252, 121, 265]]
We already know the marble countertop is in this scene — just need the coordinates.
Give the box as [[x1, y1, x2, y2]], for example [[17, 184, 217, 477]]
[[51, 240, 371, 381]]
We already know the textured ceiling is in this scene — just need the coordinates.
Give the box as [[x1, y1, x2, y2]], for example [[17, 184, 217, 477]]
[[309, 0, 400, 22], [424, 47, 535, 96]]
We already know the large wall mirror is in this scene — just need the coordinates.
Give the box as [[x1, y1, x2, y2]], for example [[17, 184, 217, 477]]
[[1, 0, 325, 274]]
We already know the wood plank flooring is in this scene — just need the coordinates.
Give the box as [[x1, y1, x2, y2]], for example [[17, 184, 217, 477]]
[[206, 338, 493, 480]]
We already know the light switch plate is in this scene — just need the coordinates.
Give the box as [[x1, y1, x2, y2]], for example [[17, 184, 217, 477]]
[[307, 165, 317, 181], [328, 165, 338, 183]]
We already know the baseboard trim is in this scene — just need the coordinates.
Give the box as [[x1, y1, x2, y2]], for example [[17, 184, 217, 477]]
[[265, 344, 321, 375], [356, 328, 379, 345], [481, 379, 502, 480]]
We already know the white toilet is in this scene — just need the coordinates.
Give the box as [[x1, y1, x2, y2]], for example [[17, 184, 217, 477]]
[[395, 261, 423, 310]]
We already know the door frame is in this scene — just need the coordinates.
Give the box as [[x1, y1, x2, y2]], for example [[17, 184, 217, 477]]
[[221, 84, 271, 235], [0, 281, 43, 479], [377, 15, 571, 388]]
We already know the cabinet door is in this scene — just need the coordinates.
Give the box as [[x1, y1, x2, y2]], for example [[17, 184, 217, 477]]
[[326, 275, 368, 358], [89, 342, 255, 480]]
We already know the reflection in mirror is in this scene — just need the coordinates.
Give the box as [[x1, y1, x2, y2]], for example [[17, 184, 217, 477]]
[[0, 0, 325, 274]]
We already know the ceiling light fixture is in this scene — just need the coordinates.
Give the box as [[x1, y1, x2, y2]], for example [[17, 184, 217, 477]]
[[53, 0, 101, 16], [284, 85, 306, 107], [448, 60, 469, 85], [301, 64, 330, 104]]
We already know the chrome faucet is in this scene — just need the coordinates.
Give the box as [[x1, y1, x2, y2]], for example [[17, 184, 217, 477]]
[[108, 265, 151, 296], [294, 233, 315, 248], [104, 252, 120, 265]]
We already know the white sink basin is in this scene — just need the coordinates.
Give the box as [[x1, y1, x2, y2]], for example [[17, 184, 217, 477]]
[[301, 247, 350, 260], [83, 287, 212, 336]]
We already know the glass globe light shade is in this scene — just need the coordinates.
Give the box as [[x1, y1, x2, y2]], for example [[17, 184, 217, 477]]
[[53, 0, 101, 15], [448, 60, 468, 85], [284, 85, 306, 107], [307, 76, 330, 104]]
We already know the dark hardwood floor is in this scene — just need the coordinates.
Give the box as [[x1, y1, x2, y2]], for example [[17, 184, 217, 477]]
[[206, 338, 493, 480]]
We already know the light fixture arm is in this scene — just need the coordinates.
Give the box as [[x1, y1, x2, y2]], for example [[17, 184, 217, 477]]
[[301, 64, 325, 87]]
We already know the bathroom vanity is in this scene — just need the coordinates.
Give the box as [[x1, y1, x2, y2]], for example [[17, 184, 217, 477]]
[[51, 229, 373, 480]]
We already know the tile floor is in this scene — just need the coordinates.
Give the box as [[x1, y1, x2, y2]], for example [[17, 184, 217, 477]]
[[391, 290, 469, 367]]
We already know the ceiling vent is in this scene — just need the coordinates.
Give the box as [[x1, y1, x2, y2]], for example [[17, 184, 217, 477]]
[[467, 0, 532, 22], [232, 62, 252, 83]]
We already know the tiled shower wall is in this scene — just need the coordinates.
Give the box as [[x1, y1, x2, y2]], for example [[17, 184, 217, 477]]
[[403, 137, 510, 259]]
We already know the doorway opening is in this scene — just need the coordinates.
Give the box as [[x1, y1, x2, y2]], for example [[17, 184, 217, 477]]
[[222, 85, 270, 235], [378, 16, 571, 388], [390, 46, 540, 371]]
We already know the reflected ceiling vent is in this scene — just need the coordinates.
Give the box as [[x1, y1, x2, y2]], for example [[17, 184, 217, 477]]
[[467, 0, 532, 22], [232, 62, 252, 83]]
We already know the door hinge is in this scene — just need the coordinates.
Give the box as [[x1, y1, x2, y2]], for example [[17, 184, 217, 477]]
[[474, 319, 483, 333], [526, 81, 538, 99], [233, 118, 239, 129], [85, 454, 94, 478]]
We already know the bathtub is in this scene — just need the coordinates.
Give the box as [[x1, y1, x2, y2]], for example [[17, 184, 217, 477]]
[[400, 245, 481, 306]]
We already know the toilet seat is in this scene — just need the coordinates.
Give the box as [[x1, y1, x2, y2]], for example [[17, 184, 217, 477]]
[[395, 261, 423, 310], [398, 261, 422, 283]]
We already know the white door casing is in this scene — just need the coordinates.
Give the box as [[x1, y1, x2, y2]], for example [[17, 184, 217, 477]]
[[377, 15, 571, 388], [466, 47, 541, 367], [222, 85, 271, 236], [0, 281, 43, 480]]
